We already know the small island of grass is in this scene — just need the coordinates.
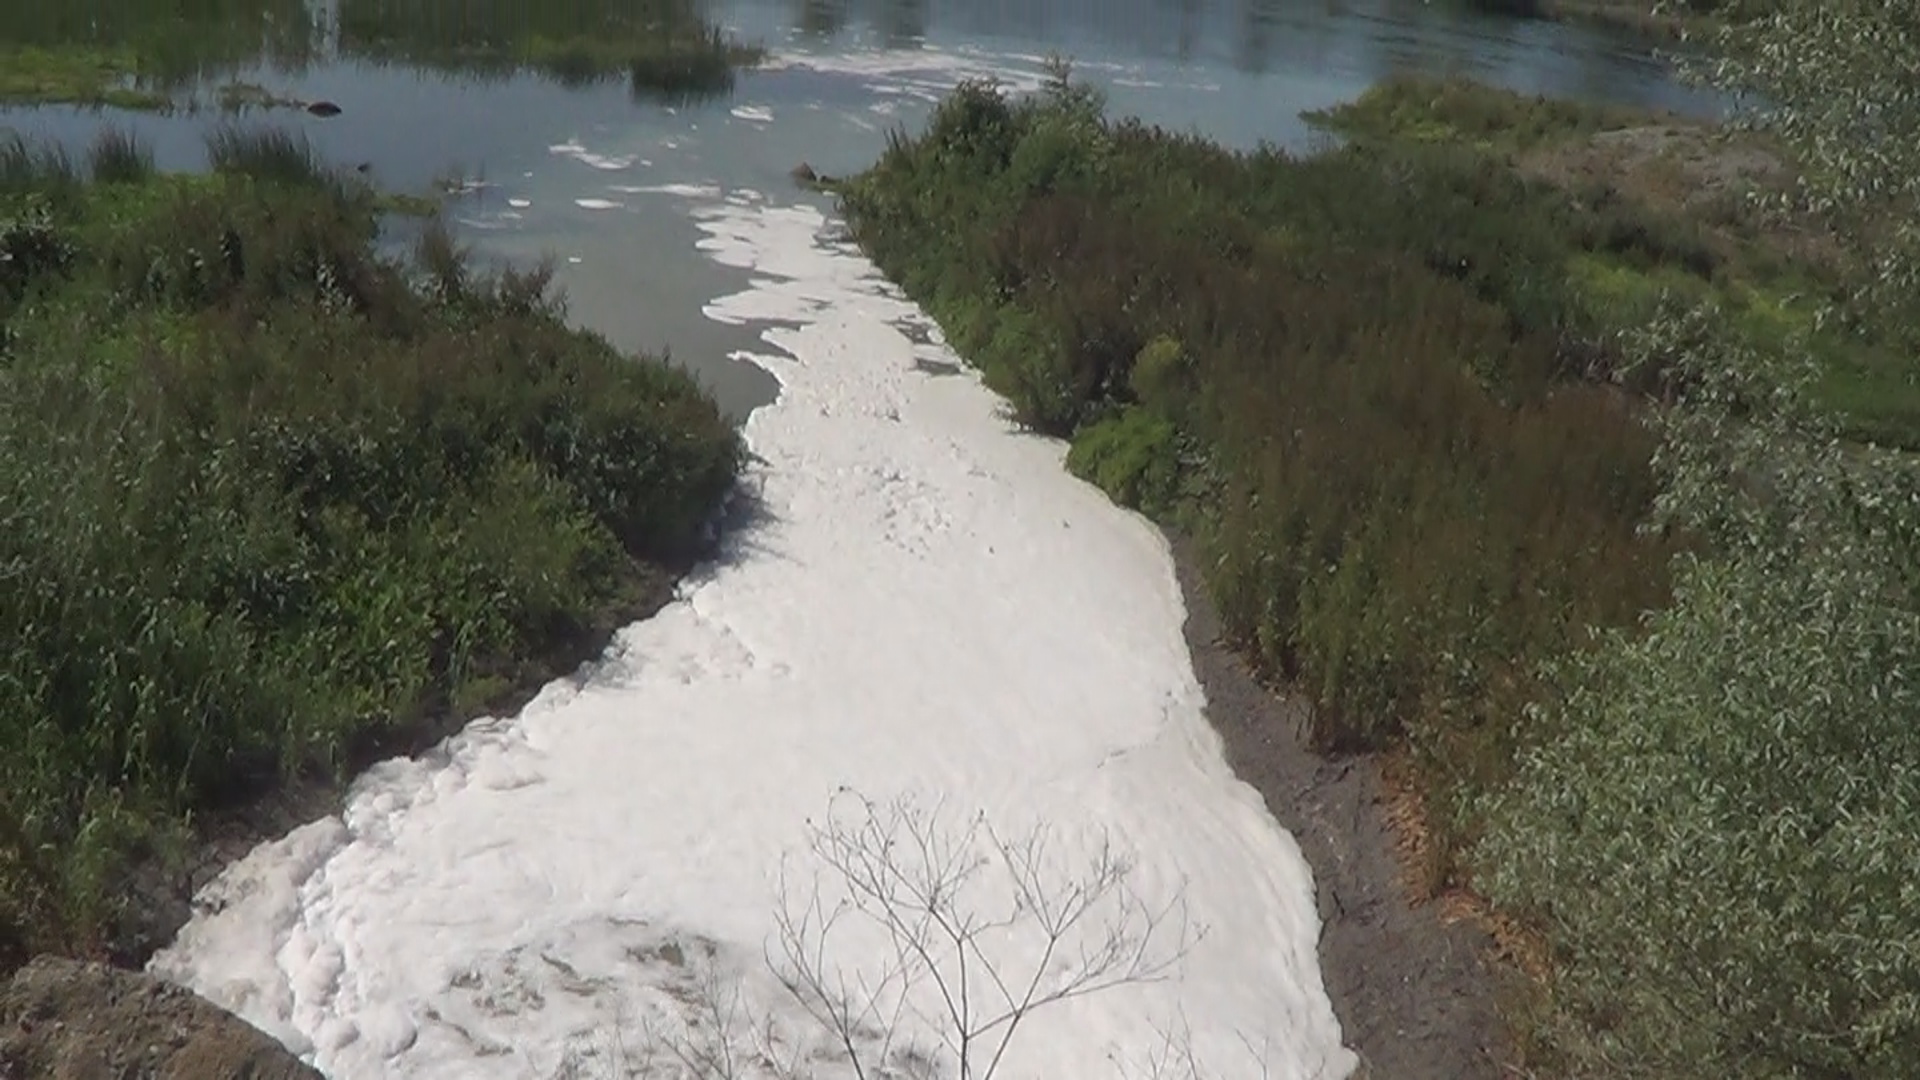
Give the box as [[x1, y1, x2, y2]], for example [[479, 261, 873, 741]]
[[0, 0, 765, 112]]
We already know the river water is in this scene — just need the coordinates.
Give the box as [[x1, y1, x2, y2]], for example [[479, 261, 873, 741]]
[[4, 2, 1699, 1077]]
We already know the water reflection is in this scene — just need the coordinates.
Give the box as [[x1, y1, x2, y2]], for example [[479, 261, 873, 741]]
[[0, 0, 751, 107], [731, 0, 1712, 114], [0, 0, 319, 93], [793, 0, 849, 41], [336, 0, 753, 103]]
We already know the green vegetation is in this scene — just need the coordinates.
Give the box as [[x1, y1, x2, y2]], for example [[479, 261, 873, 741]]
[[1314, 74, 1920, 448], [0, 128, 740, 964], [0, 0, 761, 110], [1479, 309, 1920, 1075], [1303, 74, 1663, 151], [0, 0, 317, 109], [842, 50, 1919, 1078], [1474, 2, 1920, 1074], [337, 0, 764, 104], [839, 69, 1678, 822], [1459, 0, 1739, 37]]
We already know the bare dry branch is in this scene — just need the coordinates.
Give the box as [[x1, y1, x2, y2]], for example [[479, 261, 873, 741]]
[[770, 790, 1204, 1080]]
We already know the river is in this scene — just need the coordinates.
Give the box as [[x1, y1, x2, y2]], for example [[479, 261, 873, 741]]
[[3, 2, 1701, 1076]]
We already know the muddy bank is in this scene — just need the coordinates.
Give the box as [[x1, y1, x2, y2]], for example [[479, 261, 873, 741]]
[[0, 957, 319, 1079], [1166, 532, 1508, 1079]]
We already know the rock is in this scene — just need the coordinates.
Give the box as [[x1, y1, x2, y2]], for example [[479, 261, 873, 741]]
[[790, 161, 818, 183], [0, 957, 319, 1080], [305, 100, 343, 118]]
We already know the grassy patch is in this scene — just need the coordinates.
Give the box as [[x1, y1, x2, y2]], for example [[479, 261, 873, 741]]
[[1455, 0, 1735, 39], [0, 0, 317, 109], [0, 132, 739, 963], [1306, 73, 1661, 152], [1321, 75, 1920, 446], [213, 80, 307, 113], [0, 0, 762, 110], [0, 45, 168, 110], [336, 0, 765, 103]]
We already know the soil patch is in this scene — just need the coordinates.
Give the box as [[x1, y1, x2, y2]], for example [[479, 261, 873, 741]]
[[1, 956, 319, 1079], [1166, 531, 1508, 1079]]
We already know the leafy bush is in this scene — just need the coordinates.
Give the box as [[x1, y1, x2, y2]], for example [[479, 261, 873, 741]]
[[1477, 306, 1920, 1077], [1065, 407, 1180, 516], [0, 138, 738, 960]]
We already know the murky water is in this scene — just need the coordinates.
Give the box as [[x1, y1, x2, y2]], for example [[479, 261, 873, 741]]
[[1, 0, 1707, 417]]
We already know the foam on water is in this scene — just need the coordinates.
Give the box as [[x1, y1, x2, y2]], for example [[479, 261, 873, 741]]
[[766, 46, 1053, 102], [608, 182, 725, 199], [549, 139, 637, 171], [152, 90, 1352, 1080]]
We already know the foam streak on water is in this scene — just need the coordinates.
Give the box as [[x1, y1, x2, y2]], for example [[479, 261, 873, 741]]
[[150, 188, 1354, 1080]]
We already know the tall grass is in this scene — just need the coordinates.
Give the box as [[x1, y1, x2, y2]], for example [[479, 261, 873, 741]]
[[86, 127, 156, 185], [335, 0, 761, 102], [0, 135, 77, 197], [205, 125, 327, 186], [0, 141, 739, 964]]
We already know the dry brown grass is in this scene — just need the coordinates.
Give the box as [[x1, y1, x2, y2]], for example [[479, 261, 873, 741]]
[[1516, 121, 1854, 275], [1379, 749, 1553, 987]]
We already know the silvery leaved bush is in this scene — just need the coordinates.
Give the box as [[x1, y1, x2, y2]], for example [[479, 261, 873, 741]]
[[1478, 5, 1920, 1074]]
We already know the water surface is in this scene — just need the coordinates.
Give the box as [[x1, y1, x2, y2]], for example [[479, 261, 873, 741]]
[[2, 0, 1709, 415]]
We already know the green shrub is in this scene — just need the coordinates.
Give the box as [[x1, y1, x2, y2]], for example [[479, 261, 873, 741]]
[[0, 153, 738, 958], [1478, 315, 1920, 1075], [1065, 407, 1180, 515]]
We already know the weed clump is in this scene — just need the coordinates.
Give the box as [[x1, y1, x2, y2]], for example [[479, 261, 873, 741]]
[[86, 127, 156, 185], [0, 141, 739, 961]]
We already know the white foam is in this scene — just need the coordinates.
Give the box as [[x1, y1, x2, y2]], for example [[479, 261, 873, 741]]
[[573, 197, 623, 211], [608, 182, 724, 199], [152, 194, 1354, 1080], [506, 197, 531, 209], [770, 44, 1052, 103], [548, 138, 636, 171], [730, 104, 775, 123]]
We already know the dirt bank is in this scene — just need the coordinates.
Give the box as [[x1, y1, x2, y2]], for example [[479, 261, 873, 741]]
[[1166, 532, 1508, 1079], [0, 956, 320, 1079]]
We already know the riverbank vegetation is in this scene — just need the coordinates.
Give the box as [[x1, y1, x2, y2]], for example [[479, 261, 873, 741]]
[[0, 127, 740, 968], [0, 0, 760, 111], [339, 0, 765, 104], [839, 20, 1919, 1073], [1462, 0, 1741, 37]]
